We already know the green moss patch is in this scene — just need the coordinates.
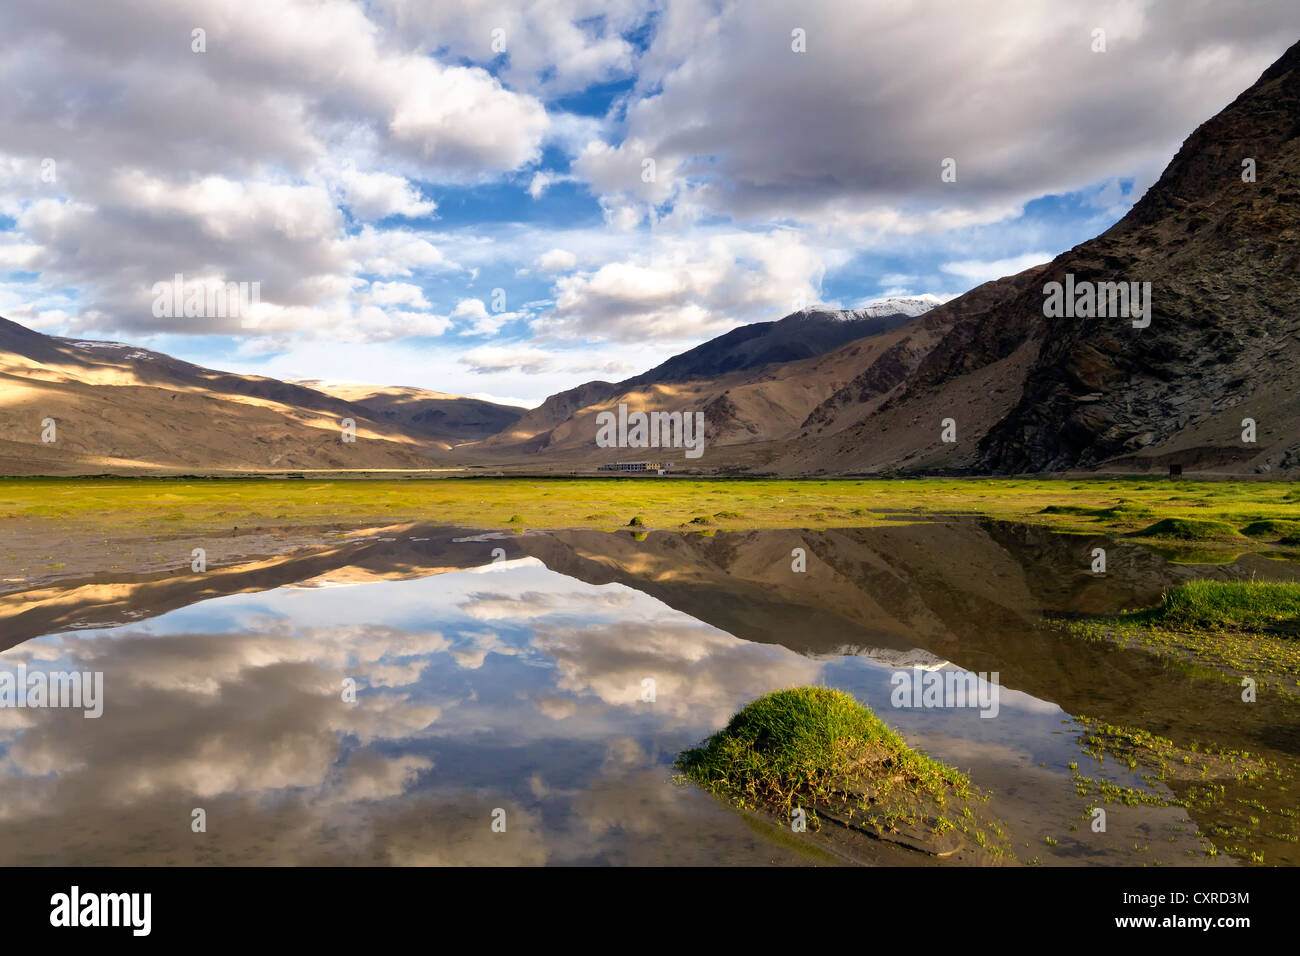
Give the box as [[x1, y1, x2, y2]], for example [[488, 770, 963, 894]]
[[675, 687, 1009, 859], [1038, 500, 1156, 521]]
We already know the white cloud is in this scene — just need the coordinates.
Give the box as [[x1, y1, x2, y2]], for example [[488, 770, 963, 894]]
[[334, 167, 437, 220], [459, 345, 631, 377], [569, 0, 1296, 236], [0, 0, 539, 342], [365, 281, 431, 309], [527, 171, 556, 199], [342, 226, 457, 278], [535, 229, 831, 342], [940, 252, 1053, 285], [450, 297, 520, 336], [536, 248, 578, 272], [373, 0, 649, 97], [0, 241, 43, 269]]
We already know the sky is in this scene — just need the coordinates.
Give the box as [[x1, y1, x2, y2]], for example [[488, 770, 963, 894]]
[[0, 0, 1296, 407]]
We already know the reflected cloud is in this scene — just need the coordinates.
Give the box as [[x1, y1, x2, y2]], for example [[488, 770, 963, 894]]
[[0, 521, 1210, 865]]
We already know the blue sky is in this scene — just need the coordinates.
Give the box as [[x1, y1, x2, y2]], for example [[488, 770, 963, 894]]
[[0, 0, 1296, 406]]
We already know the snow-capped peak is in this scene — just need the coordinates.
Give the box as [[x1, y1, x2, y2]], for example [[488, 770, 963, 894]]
[[63, 340, 155, 360], [795, 294, 945, 322], [847, 293, 946, 318]]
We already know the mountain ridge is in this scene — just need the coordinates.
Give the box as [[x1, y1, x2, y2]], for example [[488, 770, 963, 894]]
[[1, 40, 1297, 477]]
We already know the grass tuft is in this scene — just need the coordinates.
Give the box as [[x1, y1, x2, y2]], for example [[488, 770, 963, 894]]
[[1240, 519, 1300, 539], [1130, 581, 1300, 632], [675, 687, 970, 818], [1131, 517, 1240, 540]]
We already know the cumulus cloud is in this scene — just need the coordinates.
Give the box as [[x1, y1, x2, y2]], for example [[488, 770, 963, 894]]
[[333, 167, 437, 221], [571, 0, 1298, 233], [534, 230, 830, 342], [373, 0, 649, 97], [0, 0, 1295, 392], [364, 281, 431, 309], [450, 297, 522, 336], [0, 0, 542, 341]]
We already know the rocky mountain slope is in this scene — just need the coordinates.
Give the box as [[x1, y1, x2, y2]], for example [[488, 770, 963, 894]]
[[620, 305, 918, 388], [480, 299, 937, 457], [773, 38, 1300, 476], [2, 39, 1296, 478]]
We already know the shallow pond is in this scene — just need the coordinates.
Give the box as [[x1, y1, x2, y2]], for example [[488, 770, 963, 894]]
[[1, 520, 1296, 865]]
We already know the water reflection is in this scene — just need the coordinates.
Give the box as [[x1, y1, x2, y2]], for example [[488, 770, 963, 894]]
[[0, 520, 1295, 865]]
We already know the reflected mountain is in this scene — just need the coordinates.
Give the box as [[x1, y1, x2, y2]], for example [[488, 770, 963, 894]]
[[1, 520, 1297, 865]]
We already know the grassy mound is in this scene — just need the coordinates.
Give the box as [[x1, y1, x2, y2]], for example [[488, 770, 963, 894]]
[[1240, 519, 1300, 539], [1092, 502, 1158, 520], [1038, 500, 1157, 522], [1038, 504, 1103, 516], [675, 688, 1007, 857], [1147, 546, 1243, 566], [676, 687, 968, 811], [1131, 581, 1300, 632], [1131, 518, 1239, 540]]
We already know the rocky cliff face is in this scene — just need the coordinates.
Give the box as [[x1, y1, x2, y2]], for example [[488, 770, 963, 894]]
[[974, 38, 1300, 472], [783, 38, 1300, 477]]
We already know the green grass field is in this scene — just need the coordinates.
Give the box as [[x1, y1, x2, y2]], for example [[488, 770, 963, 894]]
[[1, 476, 1299, 547]]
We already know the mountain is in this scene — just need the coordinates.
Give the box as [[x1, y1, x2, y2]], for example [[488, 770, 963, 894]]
[[3, 39, 1296, 478], [499, 39, 1300, 477], [296, 381, 524, 446], [770, 38, 1300, 476], [846, 294, 948, 318], [480, 298, 937, 457], [621, 302, 922, 387], [497, 39, 1300, 477], [975, 39, 1300, 474], [484, 380, 623, 450], [501, 31, 1300, 480], [0, 320, 443, 474]]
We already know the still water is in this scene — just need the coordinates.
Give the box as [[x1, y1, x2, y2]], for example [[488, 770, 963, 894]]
[[1, 521, 1296, 865]]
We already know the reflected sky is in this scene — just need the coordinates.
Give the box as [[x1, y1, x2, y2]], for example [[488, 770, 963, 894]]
[[0, 546, 1236, 865]]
